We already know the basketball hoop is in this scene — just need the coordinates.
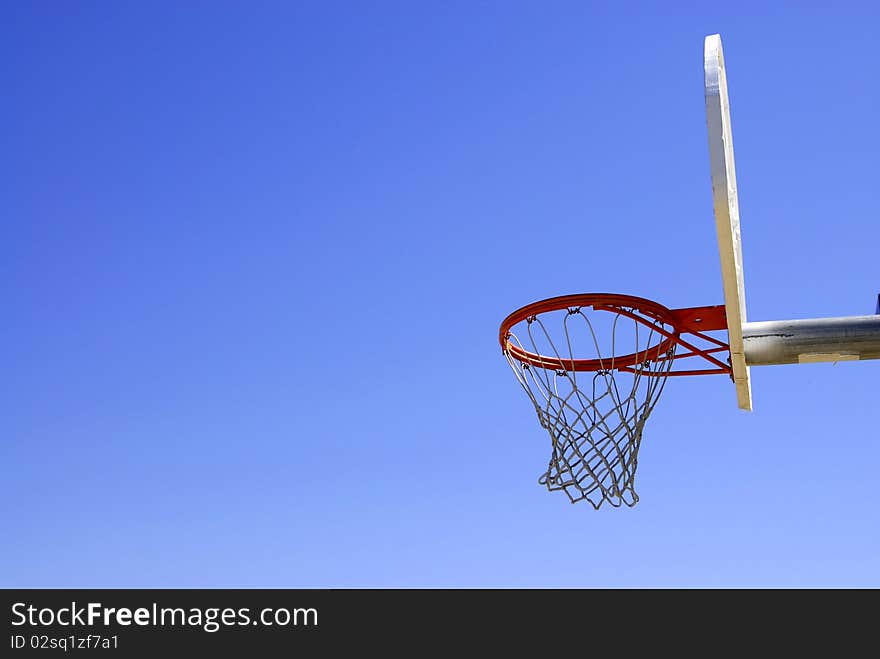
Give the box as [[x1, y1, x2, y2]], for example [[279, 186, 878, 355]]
[[499, 293, 732, 508], [497, 35, 880, 508]]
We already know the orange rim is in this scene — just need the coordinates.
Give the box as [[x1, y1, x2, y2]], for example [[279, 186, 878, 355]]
[[500, 293, 735, 377], [499, 293, 680, 372]]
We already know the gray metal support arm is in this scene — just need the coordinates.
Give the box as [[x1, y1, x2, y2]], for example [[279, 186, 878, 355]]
[[742, 315, 880, 366]]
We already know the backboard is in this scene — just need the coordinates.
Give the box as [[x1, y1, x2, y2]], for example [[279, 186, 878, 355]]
[[704, 34, 752, 411]]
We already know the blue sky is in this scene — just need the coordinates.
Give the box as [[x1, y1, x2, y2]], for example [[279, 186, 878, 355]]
[[3, 2, 878, 587]]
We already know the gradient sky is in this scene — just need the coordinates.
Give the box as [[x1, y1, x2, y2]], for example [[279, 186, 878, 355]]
[[4, 2, 879, 587]]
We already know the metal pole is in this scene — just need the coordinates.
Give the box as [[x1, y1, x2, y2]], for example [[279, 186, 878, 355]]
[[742, 315, 880, 366]]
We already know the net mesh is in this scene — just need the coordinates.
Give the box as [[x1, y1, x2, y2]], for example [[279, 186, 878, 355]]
[[504, 305, 675, 508]]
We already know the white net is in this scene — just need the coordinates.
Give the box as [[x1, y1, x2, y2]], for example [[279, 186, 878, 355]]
[[503, 305, 675, 508]]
